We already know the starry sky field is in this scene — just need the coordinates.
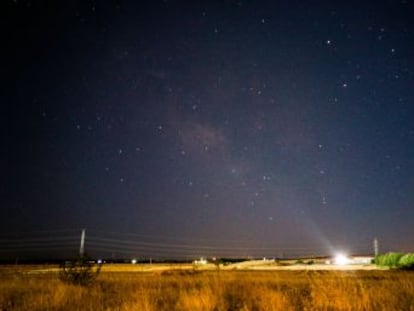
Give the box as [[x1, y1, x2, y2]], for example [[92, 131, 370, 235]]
[[3, 1, 414, 259]]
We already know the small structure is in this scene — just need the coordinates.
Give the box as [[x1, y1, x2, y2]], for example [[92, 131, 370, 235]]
[[351, 256, 374, 264], [193, 257, 208, 265], [326, 254, 374, 265]]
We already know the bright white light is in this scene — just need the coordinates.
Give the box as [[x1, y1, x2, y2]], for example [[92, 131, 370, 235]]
[[334, 253, 349, 265], [131, 259, 137, 264]]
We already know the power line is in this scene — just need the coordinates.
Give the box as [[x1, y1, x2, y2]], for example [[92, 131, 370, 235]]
[[0, 228, 379, 259]]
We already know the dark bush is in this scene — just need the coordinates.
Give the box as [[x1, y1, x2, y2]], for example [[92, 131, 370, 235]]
[[59, 256, 102, 285]]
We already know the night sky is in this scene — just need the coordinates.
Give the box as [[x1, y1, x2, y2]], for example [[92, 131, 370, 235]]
[[3, 1, 414, 260]]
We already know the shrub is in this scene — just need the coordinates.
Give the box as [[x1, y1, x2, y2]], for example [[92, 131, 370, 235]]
[[375, 253, 404, 268], [375, 252, 414, 270], [59, 256, 102, 285], [398, 253, 414, 270]]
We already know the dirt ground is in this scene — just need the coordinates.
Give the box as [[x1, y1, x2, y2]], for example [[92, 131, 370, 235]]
[[8, 260, 380, 274]]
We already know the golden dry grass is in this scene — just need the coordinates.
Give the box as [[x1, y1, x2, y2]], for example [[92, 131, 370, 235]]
[[1, 266, 414, 310]]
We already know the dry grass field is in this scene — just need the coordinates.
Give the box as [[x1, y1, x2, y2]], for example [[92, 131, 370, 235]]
[[1, 264, 414, 310]]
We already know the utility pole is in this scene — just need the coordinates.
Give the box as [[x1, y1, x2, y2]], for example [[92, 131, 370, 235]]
[[80, 229, 86, 258], [373, 238, 379, 257]]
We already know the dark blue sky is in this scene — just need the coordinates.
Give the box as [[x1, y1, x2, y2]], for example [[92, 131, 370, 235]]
[[3, 0, 414, 259]]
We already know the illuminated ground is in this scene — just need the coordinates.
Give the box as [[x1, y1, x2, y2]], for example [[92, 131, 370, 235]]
[[8, 260, 380, 275]]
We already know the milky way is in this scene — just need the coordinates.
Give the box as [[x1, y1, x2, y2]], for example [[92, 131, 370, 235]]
[[3, 1, 414, 259]]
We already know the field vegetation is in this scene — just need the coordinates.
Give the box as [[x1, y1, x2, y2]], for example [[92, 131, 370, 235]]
[[1, 265, 414, 310], [375, 252, 414, 270]]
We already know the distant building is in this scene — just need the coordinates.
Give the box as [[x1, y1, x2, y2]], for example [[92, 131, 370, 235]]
[[351, 256, 374, 264], [326, 255, 374, 265], [193, 257, 207, 265]]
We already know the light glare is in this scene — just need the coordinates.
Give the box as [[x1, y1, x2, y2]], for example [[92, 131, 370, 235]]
[[334, 253, 349, 265]]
